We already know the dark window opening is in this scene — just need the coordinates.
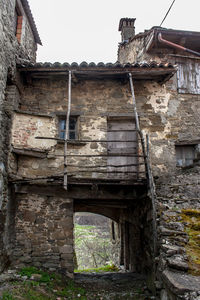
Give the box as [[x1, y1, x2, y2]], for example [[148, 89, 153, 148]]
[[59, 116, 78, 140], [176, 145, 196, 167]]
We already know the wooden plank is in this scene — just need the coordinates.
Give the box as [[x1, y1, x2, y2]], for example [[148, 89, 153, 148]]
[[12, 148, 47, 158], [177, 59, 200, 94], [107, 119, 138, 179], [64, 154, 145, 157], [67, 171, 145, 174], [67, 163, 144, 168], [36, 136, 138, 142]]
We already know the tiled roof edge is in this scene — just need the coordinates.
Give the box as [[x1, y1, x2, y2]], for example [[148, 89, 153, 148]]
[[18, 61, 176, 69], [21, 0, 42, 45]]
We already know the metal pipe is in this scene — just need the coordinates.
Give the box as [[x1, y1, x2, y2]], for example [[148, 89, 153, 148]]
[[64, 71, 72, 190], [158, 33, 200, 57]]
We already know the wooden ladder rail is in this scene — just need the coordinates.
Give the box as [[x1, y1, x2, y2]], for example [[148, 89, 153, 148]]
[[64, 70, 72, 190]]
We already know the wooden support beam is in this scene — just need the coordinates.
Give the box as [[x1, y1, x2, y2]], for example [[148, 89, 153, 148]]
[[64, 71, 72, 190], [14, 183, 146, 199], [67, 170, 145, 174], [129, 73, 140, 131], [36, 136, 140, 142], [12, 148, 47, 158], [67, 163, 144, 168], [62, 154, 146, 157]]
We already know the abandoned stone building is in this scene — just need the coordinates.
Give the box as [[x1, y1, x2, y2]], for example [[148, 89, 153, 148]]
[[0, 2, 200, 299]]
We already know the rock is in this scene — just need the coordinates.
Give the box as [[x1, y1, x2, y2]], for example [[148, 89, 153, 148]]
[[160, 227, 187, 236], [167, 258, 188, 271], [161, 244, 184, 255], [162, 270, 200, 295], [155, 280, 162, 289], [30, 274, 42, 280], [21, 276, 28, 280], [160, 289, 168, 300], [59, 245, 73, 254]]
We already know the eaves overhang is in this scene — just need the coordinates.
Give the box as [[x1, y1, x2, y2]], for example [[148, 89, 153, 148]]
[[146, 27, 200, 53], [18, 61, 177, 82]]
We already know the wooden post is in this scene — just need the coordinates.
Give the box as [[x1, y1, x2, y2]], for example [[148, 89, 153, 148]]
[[129, 73, 148, 179], [64, 71, 72, 190], [124, 221, 130, 270], [146, 134, 157, 255], [129, 73, 140, 131]]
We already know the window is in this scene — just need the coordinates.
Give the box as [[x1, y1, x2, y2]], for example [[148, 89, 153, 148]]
[[59, 117, 78, 140], [177, 59, 200, 94], [176, 145, 196, 167]]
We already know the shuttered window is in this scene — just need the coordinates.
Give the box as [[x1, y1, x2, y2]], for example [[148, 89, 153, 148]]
[[177, 59, 200, 94], [175, 145, 196, 167]]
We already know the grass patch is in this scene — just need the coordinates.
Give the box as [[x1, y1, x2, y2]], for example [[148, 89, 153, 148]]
[[2, 291, 15, 300], [74, 264, 119, 273], [1, 267, 87, 300], [19, 267, 52, 283]]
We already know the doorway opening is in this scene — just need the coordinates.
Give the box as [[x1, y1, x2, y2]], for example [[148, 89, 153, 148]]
[[74, 212, 120, 272]]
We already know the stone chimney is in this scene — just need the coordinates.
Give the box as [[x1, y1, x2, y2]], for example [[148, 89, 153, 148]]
[[118, 18, 136, 42]]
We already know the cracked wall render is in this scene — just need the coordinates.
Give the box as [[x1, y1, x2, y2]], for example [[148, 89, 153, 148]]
[[10, 74, 200, 180]]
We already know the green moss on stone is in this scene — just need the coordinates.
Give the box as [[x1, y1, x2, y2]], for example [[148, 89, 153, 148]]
[[181, 209, 200, 276]]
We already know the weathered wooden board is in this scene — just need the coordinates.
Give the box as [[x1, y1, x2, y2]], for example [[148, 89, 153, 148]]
[[107, 119, 138, 179], [177, 59, 200, 94]]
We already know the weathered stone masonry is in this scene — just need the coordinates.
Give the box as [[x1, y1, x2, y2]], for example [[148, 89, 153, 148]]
[[1, 8, 200, 300], [9, 67, 163, 278], [13, 194, 74, 276], [0, 0, 41, 272], [118, 19, 200, 299]]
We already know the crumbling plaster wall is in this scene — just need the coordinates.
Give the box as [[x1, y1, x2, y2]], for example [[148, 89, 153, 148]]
[[10, 75, 200, 179], [11, 78, 135, 180], [0, 0, 37, 271]]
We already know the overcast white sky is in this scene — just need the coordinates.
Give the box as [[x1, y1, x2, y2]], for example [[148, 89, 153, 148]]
[[29, 0, 200, 63]]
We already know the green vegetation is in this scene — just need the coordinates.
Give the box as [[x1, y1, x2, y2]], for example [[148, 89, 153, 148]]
[[1, 267, 87, 300], [74, 264, 119, 273], [181, 209, 200, 275], [0, 266, 150, 300], [19, 267, 52, 283], [2, 291, 15, 300], [74, 224, 120, 270]]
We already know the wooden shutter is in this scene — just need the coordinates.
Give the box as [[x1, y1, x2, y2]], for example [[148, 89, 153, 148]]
[[177, 59, 200, 94], [107, 118, 138, 179]]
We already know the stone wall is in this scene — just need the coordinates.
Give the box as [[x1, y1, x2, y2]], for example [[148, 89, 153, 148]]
[[8, 192, 74, 276], [11, 77, 141, 180], [118, 28, 200, 299], [0, 0, 37, 271]]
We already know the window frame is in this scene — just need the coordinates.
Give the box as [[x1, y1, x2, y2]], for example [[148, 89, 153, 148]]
[[175, 144, 197, 167], [58, 116, 79, 140]]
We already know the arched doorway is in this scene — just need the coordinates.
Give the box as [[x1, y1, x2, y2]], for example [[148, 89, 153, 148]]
[[74, 212, 120, 271]]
